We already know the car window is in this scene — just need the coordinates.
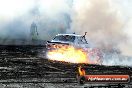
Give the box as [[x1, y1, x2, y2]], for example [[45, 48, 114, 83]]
[[53, 35, 75, 42], [77, 37, 88, 44]]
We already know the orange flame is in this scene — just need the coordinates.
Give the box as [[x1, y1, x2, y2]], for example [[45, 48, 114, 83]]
[[47, 45, 89, 63], [78, 66, 86, 76]]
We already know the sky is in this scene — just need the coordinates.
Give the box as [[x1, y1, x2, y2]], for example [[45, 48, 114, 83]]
[[0, 0, 132, 56]]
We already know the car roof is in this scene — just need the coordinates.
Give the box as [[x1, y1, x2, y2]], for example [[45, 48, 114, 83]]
[[56, 34, 82, 37]]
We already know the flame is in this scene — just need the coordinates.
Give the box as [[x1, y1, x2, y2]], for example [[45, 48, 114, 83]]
[[78, 66, 86, 76], [47, 45, 89, 63]]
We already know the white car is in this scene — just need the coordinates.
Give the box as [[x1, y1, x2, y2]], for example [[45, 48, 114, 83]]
[[46, 33, 90, 49], [46, 33, 103, 64]]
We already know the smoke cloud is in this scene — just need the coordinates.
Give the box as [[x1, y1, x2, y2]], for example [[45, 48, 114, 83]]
[[0, 0, 132, 58], [70, 0, 132, 57], [0, 0, 71, 44]]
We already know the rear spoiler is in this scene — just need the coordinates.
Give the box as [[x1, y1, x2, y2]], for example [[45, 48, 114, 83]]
[[47, 41, 69, 45], [83, 32, 87, 37], [82, 32, 88, 44]]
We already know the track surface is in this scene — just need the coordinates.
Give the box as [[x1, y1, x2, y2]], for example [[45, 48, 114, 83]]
[[0, 45, 131, 88]]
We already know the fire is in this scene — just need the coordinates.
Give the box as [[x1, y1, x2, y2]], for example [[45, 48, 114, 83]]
[[78, 66, 86, 76], [47, 45, 89, 63]]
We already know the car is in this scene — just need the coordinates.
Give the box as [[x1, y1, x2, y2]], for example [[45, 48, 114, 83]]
[[46, 32, 90, 49], [46, 32, 103, 64]]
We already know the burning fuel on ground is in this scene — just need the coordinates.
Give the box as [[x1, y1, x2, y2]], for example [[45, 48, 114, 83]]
[[47, 45, 102, 64], [47, 45, 88, 63]]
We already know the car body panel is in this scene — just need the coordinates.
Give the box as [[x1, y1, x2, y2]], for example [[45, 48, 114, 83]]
[[47, 34, 90, 49]]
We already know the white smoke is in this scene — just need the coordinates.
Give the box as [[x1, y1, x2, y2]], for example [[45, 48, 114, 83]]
[[70, 0, 132, 57], [102, 53, 132, 66], [0, 0, 71, 43], [69, 0, 132, 66], [0, 0, 132, 61]]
